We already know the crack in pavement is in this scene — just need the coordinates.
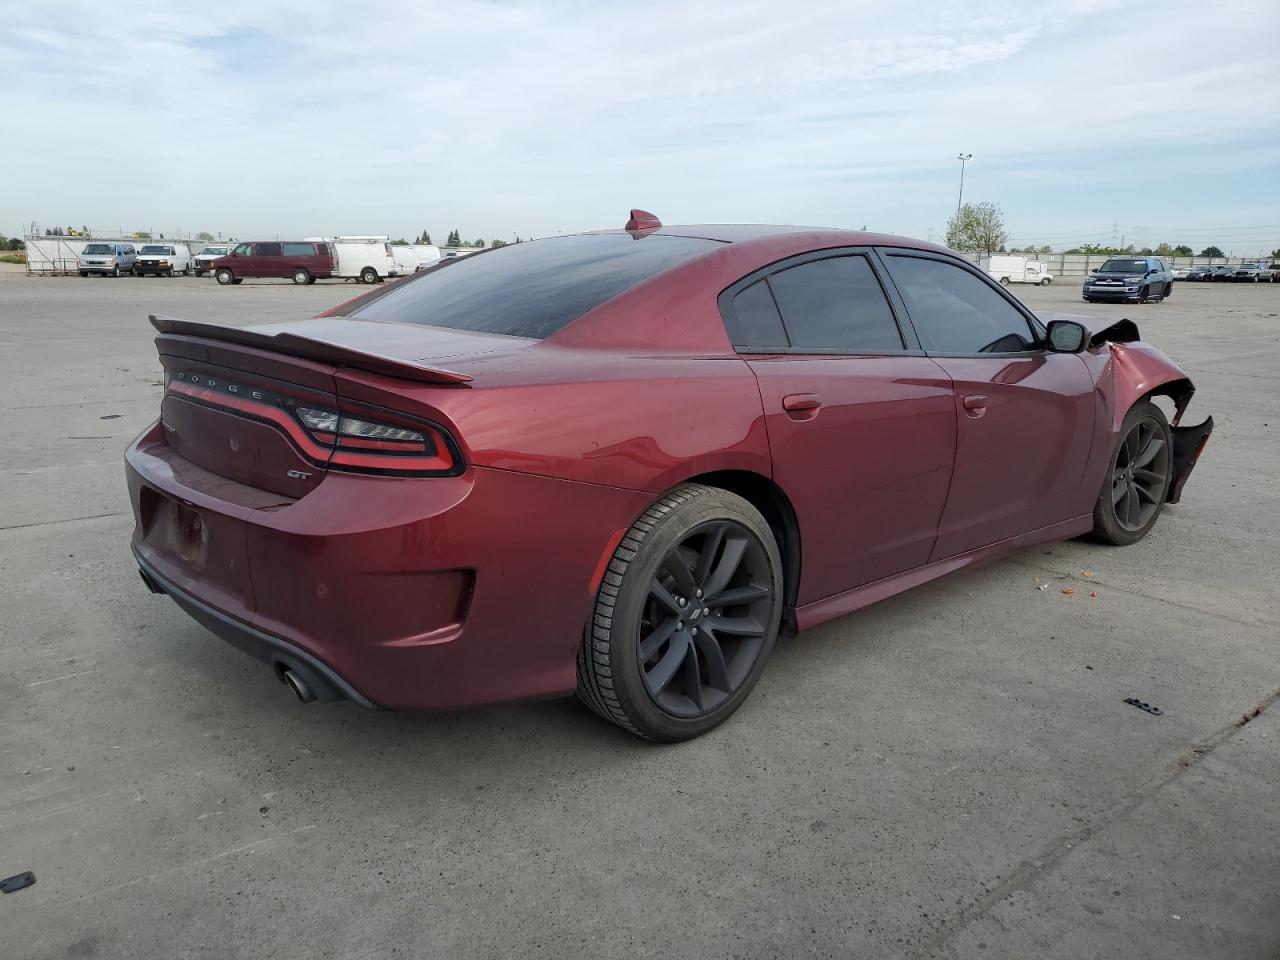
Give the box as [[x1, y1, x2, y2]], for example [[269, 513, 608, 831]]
[[910, 685, 1280, 958], [0, 511, 130, 532]]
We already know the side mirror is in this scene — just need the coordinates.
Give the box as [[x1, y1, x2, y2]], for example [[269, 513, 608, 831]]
[[1046, 319, 1088, 353]]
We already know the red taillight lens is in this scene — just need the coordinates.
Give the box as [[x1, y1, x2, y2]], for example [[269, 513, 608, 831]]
[[293, 405, 458, 475]]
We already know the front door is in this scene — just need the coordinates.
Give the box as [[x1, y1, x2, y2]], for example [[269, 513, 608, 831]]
[[721, 250, 957, 604], [879, 250, 1096, 559]]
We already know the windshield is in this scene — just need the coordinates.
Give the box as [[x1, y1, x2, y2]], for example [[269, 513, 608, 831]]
[[83, 244, 113, 254], [140, 245, 170, 255], [200, 246, 228, 256], [1099, 259, 1148, 274], [350, 233, 721, 339]]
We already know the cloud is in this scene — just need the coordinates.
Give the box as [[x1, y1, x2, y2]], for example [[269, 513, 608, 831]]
[[3, 0, 1278, 246]]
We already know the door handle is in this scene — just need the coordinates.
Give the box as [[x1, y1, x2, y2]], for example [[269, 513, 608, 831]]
[[962, 394, 988, 418], [783, 393, 822, 420]]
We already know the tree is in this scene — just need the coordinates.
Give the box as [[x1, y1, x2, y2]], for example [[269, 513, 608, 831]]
[[195, 231, 215, 241], [945, 202, 1008, 256], [1200, 245, 1224, 258], [490, 238, 506, 248], [1173, 245, 1193, 257], [446, 229, 460, 247], [418, 230, 432, 245], [1271, 248, 1280, 260], [473, 239, 485, 248]]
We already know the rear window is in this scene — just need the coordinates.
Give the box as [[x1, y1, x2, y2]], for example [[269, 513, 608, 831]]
[[283, 242, 316, 256], [350, 233, 720, 338], [256, 242, 282, 257]]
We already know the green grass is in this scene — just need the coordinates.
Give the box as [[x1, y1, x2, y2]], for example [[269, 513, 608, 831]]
[[0, 254, 27, 264]]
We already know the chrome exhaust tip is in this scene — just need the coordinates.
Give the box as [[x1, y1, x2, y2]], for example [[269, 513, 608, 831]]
[[280, 668, 316, 704]]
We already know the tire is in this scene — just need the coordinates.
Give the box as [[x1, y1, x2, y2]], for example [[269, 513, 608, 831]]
[[292, 268, 311, 285], [166, 268, 174, 278], [999, 277, 1010, 286], [1164, 282, 1173, 299], [112, 265, 120, 278], [1138, 284, 1150, 304], [359, 266, 378, 284], [182, 266, 190, 276], [1092, 400, 1172, 546], [215, 268, 235, 285], [576, 483, 783, 742], [194, 269, 203, 277], [79, 271, 87, 277], [231, 278, 243, 285], [307, 275, 317, 284], [1039, 277, 1052, 286]]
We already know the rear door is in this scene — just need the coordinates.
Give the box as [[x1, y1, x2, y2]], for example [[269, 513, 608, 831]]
[[879, 250, 1096, 560], [722, 249, 957, 604]]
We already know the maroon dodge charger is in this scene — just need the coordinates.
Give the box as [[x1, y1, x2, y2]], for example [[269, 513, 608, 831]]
[[126, 211, 1212, 741]]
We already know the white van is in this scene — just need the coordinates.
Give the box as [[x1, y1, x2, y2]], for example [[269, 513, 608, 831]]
[[135, 243, 193, 277], [307, 236, 398, 283], [987, 255, 1053, 286], [390, 243, 442, 275]]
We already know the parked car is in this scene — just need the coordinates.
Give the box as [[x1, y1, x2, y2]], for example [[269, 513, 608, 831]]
[[1232, 262, 1269, 282], [1170, 266, 1191, 280], [1210, 266, 1236, 281], [127, 212, 1212, 741], [391, 243, 441, 276], [1264, 263, 1280, 282], [211, 241, 334, 285], [986, 255, 1053, 286], [193, 244, 231, 277], [310, 236, 399, 284], [135, 243, 192, 277], [77, 242, 136, 277], [1081, 256, 1173, 303], [1185, 265, 1215, 281]]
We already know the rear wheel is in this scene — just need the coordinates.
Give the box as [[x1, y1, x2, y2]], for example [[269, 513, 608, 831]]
[[999, 276, 1010, 286], [292, 268, 311, 285], [1092, 400, 1171, 546], [1039, 277, 1052, 286], [359, 266, 379, 284], [576, 483, 783, 741], [215, 268, 235, 285]]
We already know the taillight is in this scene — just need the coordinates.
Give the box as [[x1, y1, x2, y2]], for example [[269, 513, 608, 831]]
[[294, 404, 459, 475]]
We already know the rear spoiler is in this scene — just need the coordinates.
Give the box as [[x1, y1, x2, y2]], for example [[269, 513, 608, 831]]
[[148, 314, 473, 385]]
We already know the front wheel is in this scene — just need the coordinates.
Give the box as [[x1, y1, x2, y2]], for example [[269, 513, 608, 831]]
[[359, 266, 379, 284], [1137, 284, 1150, 303], [215, 268, 235, 285], [999, 277, 1010, 286], [111, 265, 120, 278], [576, 483, 783, 741], [1039, 277, 1052, 286], [292, 268, 311, 285], [1092, 400, 1172, 546]]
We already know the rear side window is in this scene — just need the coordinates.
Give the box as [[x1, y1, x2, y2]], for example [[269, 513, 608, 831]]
[[769, 255, 904, 352], [884, 255, 1037, 355], [283, 242, 316, 256], [726, 280, 789, 350], [315, 243, 330, 257], [350, 233, 719, 338], [256, 242, 282, 257]]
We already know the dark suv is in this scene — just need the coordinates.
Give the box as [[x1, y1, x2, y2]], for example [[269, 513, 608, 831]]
[[1082, 256, 1173, 304], [211, 241, 335, 286]]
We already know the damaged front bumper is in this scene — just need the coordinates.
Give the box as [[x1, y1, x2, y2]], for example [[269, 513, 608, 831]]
[[1168, 416, 1213, 505]]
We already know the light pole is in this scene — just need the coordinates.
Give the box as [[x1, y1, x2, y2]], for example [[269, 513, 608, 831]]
[[956, 153, 973, 219]]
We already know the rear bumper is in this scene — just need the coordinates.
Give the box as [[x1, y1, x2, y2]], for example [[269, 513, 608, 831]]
[[126, 421, 649, 710], [135, 551, 375, 706]]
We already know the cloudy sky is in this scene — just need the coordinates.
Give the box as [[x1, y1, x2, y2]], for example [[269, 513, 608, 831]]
[[4, 0, 1278, 253]]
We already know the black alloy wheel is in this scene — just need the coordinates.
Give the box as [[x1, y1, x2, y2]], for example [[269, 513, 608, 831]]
[[1093, 400, 1172, 545], [638, 520, 774, 718], [577, 483, 783, 741]]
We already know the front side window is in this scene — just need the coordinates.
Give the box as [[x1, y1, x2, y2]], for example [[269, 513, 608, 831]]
[[256, 242, 282, 257], [234, 243, 252, 256], [767, 255, 904, 353], [282, 242, 316, 256], [884, 255, 1038, 355]]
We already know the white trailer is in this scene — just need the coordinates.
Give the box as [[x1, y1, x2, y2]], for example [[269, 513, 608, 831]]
[[986, 255, 1053, 286], [307, 236, 398, 283]]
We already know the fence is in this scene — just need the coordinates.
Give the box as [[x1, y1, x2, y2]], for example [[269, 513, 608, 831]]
[[23, 230, 207, 275], [974, 253, 1268, 279]]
